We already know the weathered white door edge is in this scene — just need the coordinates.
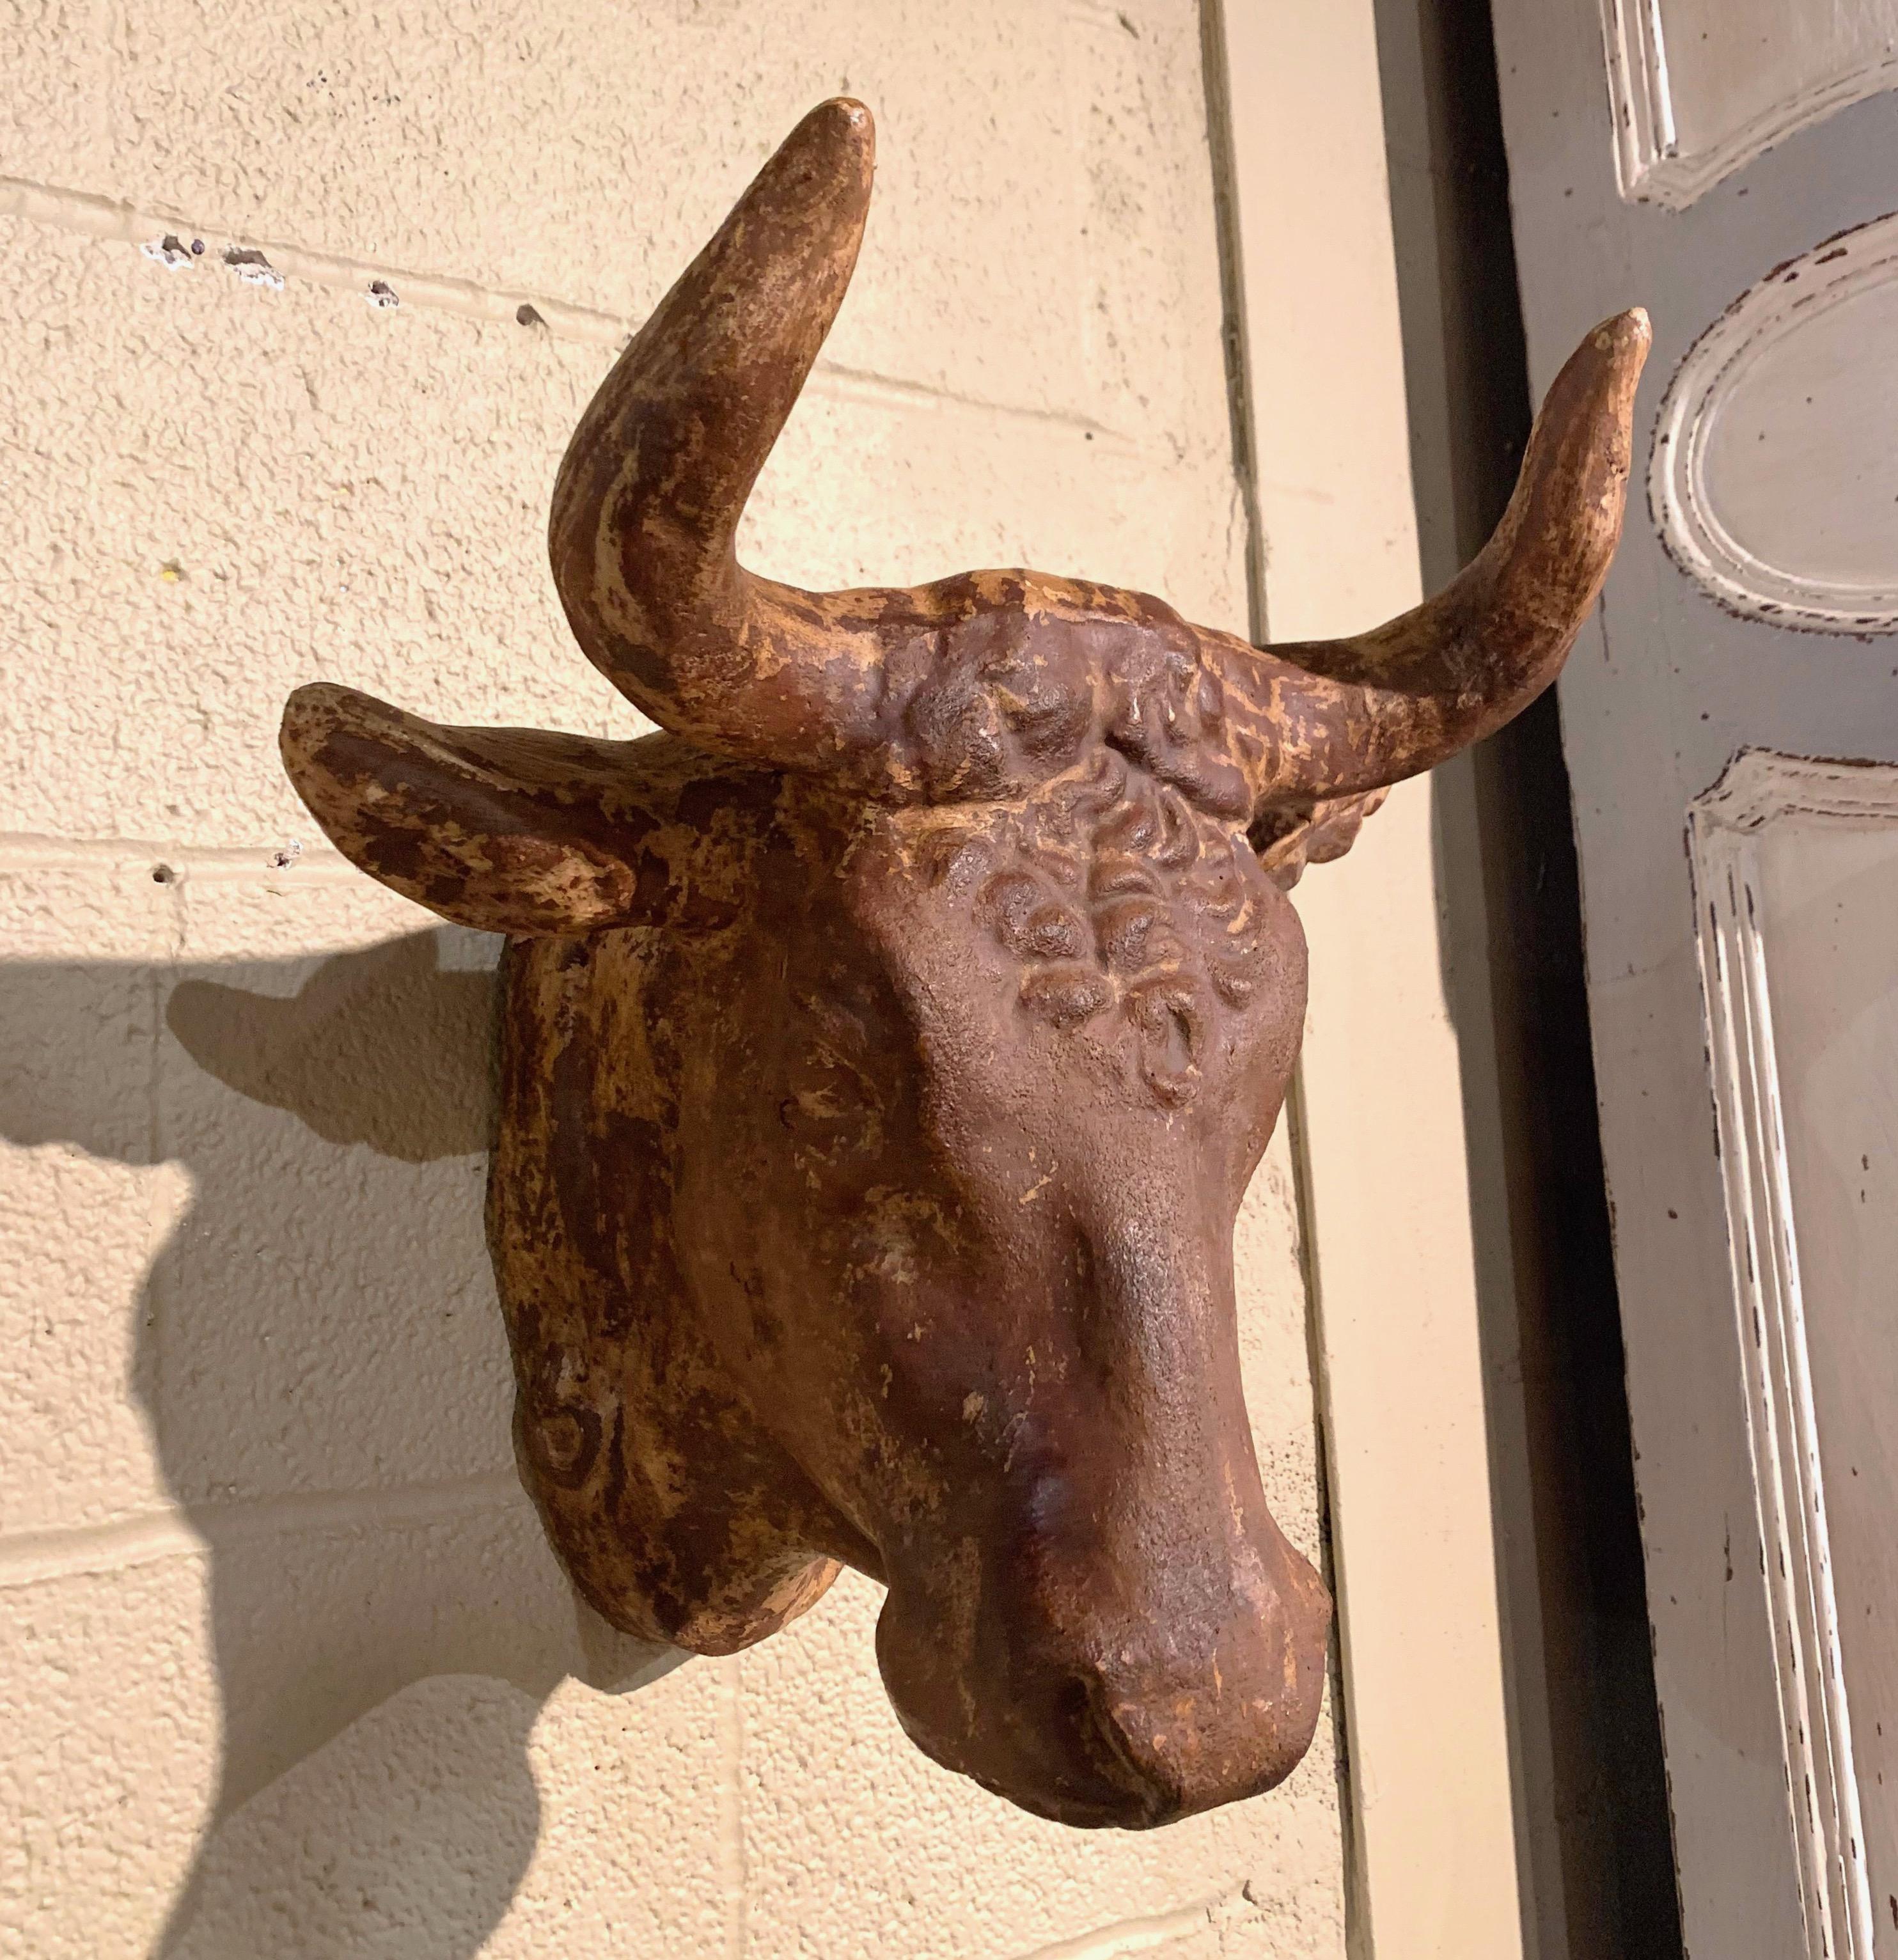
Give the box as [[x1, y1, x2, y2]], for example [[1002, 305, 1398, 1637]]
[[1212, 3, 1528, 1954], [1689, 751, 1898, 1960]]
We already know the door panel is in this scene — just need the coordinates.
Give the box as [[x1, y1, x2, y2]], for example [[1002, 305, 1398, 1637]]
[[1751, 770, 1898, 1944], [1653, 216, 1898, 629], [1603, 0, 1898, 207], [1493, 1, 1898, 1950], [1692, 753, 1898, 1957]]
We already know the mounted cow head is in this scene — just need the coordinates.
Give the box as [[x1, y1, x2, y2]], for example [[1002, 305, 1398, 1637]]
[[280, 101, 1647, 1828]]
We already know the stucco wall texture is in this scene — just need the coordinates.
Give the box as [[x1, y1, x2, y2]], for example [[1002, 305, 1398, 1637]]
[[0, 4, 1346, 1954]]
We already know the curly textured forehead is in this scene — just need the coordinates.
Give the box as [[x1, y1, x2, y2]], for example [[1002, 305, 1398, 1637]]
[[888, 751, 1280, 1109]]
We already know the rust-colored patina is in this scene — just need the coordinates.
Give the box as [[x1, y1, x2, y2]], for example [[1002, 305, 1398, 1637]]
[[279, 101, 1648, 1828]]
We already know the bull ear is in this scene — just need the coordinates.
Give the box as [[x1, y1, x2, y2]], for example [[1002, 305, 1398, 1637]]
[[279, 684, 737, 936], [1248, 787, 1390, 890]]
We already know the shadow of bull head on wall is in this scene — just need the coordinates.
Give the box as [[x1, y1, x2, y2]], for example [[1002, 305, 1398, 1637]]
[[279, 100, 1647, 1828], [0, 929, 675, 1956]]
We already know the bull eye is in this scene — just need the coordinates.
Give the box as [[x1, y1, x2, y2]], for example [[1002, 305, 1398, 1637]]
[[521, 1393, 603, 1491]]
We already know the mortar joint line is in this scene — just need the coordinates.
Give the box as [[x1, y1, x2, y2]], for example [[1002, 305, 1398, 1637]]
[[1010, 1888, 1243, 1960], [0, 173, 1152, 453], [0, 1471, 529, 1590]]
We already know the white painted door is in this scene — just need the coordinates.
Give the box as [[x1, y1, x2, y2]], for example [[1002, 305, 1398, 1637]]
[[1490, 4, 1898, 1953]]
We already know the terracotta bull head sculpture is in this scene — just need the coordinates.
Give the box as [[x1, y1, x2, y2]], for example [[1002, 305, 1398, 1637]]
[[280, 100, 1647, 1828]]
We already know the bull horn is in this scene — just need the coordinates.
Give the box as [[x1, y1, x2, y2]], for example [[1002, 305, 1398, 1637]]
[[1227, 308, 1650, 810], [548, 97, 886, 774]]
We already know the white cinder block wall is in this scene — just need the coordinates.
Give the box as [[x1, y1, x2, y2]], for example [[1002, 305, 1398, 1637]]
[[0, 4, 1347, 1954]]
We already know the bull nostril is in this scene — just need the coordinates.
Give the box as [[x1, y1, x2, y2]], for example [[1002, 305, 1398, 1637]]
[[879, 1573, 1326, 1830], [1055, 1670, 1182, 1826], [1060, 1626, 1328, 1826]]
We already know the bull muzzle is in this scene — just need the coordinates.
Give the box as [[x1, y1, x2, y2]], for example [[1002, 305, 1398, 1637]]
[[876, 1513, 1331, 1828]]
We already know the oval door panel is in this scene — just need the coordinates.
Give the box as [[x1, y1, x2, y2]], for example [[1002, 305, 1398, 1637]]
[[1653, 213, 1898, 633]]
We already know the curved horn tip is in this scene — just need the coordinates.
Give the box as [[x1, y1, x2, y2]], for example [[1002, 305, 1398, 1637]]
[[280, 682, 416, 782], [1597, 304, 1651, 347], [796, 95, 876, 166], [1535, 305, 1651, 445], [1580, 306, 1652, 386], [280, 679, 348, 748]]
